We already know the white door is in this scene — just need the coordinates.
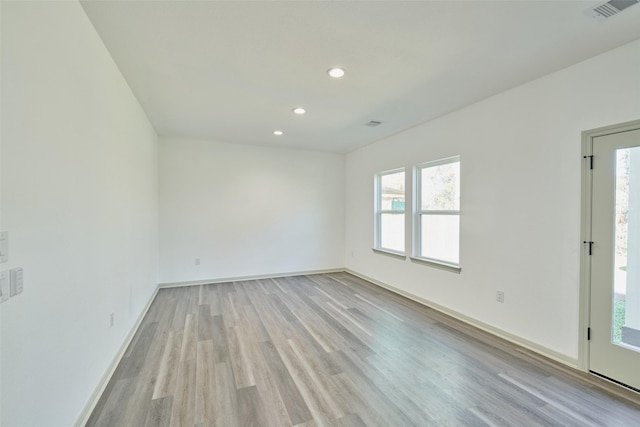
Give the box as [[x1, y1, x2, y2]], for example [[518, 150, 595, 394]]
[[589, 126, 640, 390]]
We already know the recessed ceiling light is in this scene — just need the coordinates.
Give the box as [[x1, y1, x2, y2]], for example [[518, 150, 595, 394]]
[[273, 130, 284, 136], [327, 67, 345, 78], [293, 107, 306, 115]]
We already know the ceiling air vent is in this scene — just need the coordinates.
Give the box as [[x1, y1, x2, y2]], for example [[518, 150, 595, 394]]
[[365, 121, 382, 127], [587, 0, 639, 22]]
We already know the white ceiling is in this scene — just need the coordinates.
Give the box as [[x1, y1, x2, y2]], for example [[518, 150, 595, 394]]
[[80, 1, 640, 153]]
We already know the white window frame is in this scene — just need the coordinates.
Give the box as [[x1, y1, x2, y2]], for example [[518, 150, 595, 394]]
[[374, 168, 406, 257], [412, 156, 461, 272]]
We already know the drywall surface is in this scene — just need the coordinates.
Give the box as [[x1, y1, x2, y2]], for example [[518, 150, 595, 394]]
[[159, 137, 345, 284], [345, 39, 640, 361], [1, 2, 158, 426], [0, 3, 4, 423]]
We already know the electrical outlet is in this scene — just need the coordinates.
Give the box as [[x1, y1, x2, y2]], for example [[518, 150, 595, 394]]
[[9, 267, 23, 297], [0, 271, 9, 303], [496, 291, 505, 303], [110, 313, 115, 328]]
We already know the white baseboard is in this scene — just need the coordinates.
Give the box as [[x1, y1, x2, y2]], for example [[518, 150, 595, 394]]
[[345, 268, 578, 368], [74, 286, 160, 427], [158, 267, 345, 288]]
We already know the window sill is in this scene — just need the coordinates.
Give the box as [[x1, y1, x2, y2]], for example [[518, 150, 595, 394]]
[[372, 248, 407, 260], [410, 256, 461, 273]]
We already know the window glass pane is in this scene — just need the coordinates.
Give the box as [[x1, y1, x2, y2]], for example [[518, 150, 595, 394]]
[[421, 214, 459, 264], [613, 147, 640, 350], [380, 171, 405, 211], [381, 213, 404, 252], [614, 148, 629, 344], [421, 161, 460, 210]]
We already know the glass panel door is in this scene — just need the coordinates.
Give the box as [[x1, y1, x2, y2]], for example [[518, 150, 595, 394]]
[[589, 127, 640, 390]]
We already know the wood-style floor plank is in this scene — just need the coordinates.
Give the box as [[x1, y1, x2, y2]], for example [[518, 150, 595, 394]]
[[214, 362, 241, 427], [144, 396, 172, 427], [237, 385, 270, 427], [260, 340, 313, 425], [194, 340, 216, 425], [87, 273, 640, 426]]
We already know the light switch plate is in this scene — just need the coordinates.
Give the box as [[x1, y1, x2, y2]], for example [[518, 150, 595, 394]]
[[0, 271, 9, 303], [10, 267, 23, 297], [0, 232, 8, 263]]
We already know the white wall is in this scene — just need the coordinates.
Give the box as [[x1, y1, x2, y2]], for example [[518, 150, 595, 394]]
[[159, 137, 344, 284], [0, 3, 4, 423], [345, 39, 640, 363], [1, 2, 158, 426]]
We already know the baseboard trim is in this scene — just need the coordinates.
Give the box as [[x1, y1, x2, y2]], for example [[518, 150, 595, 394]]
[[159, 267, 345, 288], [74, 285, 160, 427], [345, 268, 578, 368]]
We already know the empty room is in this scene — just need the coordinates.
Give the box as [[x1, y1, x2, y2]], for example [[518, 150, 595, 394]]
[[2, 0, 640, 426]]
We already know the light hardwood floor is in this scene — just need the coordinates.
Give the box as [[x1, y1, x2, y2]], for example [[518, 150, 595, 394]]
[[86, 272, 640, 426]]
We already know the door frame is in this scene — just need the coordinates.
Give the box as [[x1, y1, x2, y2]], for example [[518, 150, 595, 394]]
[[579, 118, 640, 372]]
